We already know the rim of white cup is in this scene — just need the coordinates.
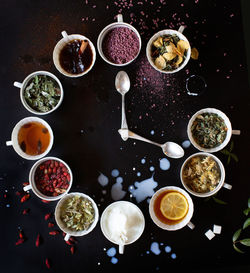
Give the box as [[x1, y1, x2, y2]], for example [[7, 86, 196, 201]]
[[149, 186, 194, 231], [187, 108, 232, 153], [100, 201, 145, 245], [28, 156, 73, 201], [9, 116, 54, 160], [53, 32, 96, 78], [97, 21, 142, 66], [180, 152, 226, 198], [55, 192, 99, 237], [146, 28, 191, 74], [14, 71, 64, 115]]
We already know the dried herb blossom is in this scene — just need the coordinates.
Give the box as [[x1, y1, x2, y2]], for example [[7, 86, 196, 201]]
[[191, 113, 227, 148], [60, 195, 95, 231], [24, 75, 61, 113]]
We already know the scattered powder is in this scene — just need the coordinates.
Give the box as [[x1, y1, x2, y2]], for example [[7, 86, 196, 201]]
[[98, 173, 109, 186], [159, 158, 170, 170], [102, 27, 139, 64]]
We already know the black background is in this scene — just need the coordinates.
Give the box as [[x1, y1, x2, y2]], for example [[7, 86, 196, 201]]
[[0, 0, 250, 273]]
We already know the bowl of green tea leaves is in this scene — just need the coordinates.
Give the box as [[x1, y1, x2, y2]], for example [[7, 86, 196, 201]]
[[146, 28, 191, 74], [187, 108, 232, 153], [55, 192, 99, 240], [14, 71, 63, 115]]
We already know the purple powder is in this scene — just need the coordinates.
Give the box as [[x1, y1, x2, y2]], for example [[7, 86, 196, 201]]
[[102, 27, 139, 64]]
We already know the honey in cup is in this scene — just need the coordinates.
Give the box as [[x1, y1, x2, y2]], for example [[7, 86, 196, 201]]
[[153, 190, 189, 225], [18, 122, 50, 155]]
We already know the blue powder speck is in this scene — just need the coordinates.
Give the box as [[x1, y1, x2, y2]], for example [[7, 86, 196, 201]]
[[116, 177, 123, 183], [141, 158, 146, 164], [137, 172, 141, 177], [111, 169, 119, 177], [149, 166, 155, 172], [165, 246, 171, 253], [111, 257, 118, 264], [171, 253, 177, 259], [107, 247, 116, 257]]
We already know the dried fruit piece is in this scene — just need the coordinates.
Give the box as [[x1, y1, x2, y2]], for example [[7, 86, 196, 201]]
[[153, 37, 163, 48], [163, 52, 176, 61], [191, 47, 199, 60], [177, 40, 189, 55], [155, 55, 166, 70], [175, 55, 183, 66]]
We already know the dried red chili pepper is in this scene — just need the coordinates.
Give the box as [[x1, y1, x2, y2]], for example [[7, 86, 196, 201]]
[[35, 234, 41, 247], [44, 213, 51, 221], [45, 258, 51, 269], [20, 194, 30, 203], [70, 246, 75, 254], [65, 240, 74, 246], [19, 230, 24, 239], [15, 238, 25, 245], [48, 222, 54, 228], [49, 231, 59, 236]]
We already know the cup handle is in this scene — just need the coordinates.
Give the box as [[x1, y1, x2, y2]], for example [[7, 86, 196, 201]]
[[13, 81, 23, 88], [119, 244, 124, 254], [64, 233, 71, 241], [117, 14, 123, 22], [23, 184, 32, 192], [61, 31, 68, 38], [232, 130, 241, 135], [223, 182, 232, 190], [6, 140, 13, 146], [187, 221, 195, 229], [178, 25, 185, 33]]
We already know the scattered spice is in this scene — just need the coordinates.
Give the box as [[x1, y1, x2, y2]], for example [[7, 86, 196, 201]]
[[60, 195, 95, 231], [45, 258, 51, 269], [23, 75, 61, 113], [191, 113, 228, 148], [19, 230, 24, 239], [102, 27, 139, 64], [48, 222, 54, 228], [70, 246, 75, 254], [22, 208, 30, 215], [45, 213, 52, 221], [65, 240, 74, 246], [41, 199, 51, 203], [16, 238, 25, 245], [49, 230, 59, 236], [35, 160, 70, 197], [20, 194, 30, 203]]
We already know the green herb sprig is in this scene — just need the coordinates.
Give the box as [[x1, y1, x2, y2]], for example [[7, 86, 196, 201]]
[[221, 141, 238, 164], [232, 197, 250, 253]]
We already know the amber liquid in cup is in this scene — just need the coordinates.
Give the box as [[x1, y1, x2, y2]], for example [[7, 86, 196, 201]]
[[18, 122, 50, 155], [153, 190, 189, 225]]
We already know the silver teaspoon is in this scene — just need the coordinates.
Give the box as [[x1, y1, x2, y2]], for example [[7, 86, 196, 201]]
[[115, 71, 131, 129], [118, 129, 184, 159]]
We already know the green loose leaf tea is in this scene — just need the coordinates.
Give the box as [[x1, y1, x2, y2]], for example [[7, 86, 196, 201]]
[[24, 75, 61, 113], [191, 113, 228, 148], [60, 195, 95, 231]]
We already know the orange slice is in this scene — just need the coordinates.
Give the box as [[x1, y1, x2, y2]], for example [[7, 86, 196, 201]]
[[160, 192, 188, 221]]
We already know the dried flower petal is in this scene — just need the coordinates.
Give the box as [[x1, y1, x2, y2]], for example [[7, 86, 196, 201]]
[[49, 230, 59, 236], [45, 213, 52, 221], [16, 238, 25, 245], [21, 194, 30, 203], [48, 222, 54, 228], [35, 234, 41, 247], [70, 246, 75, 254], [45, 258, 51, 269]]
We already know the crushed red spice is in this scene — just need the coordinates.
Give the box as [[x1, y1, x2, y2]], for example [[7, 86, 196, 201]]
[[21, 194, 30, 203], [49, 230, 59, 236], [35, 234, 41, 247], [35, 160, 70, 197], [45, 213, 52, 221], [48, 222, 54, 228], [16, 238, 25, 245], [22, 208, 30, 215], [70, 246, 75, 254], [45, 258, 51, 269]]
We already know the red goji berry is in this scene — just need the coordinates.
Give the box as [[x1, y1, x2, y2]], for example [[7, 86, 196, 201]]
[[48, 222, 54, 228], [20, 194, 30, 203], [65, 240, 73, 246], [35, 234, 41, 247], [15, 238, 25, 245], [70, 246, 75, 254], [44, 213, 51, 220], [49, 231, 59, 236], [45, 258, 51, 269]]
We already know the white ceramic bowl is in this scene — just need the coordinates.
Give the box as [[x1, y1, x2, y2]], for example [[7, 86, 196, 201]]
[[97, 14, 141, 66], [149, 186, 194, 231], [6, 116, 54, 160], [146, 26, 191, 74], [53, 31, 96, 77], [13, 71, 63, 115], [55, 192, 99, 241], [23, 156, 73, 201], [187, 108, 232, 153], [180, 152, 232, 198]]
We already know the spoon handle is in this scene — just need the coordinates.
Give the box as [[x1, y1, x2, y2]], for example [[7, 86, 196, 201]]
[[128, 130, 162, 147], [121, 94, 128, 129]]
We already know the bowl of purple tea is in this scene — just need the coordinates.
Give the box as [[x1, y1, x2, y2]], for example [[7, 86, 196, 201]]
[[53, 31, 96, 77], [97, 14, 141, 66]]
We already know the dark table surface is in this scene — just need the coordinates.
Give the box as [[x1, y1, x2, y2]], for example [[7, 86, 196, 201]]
[[1, 0, 250, 272]]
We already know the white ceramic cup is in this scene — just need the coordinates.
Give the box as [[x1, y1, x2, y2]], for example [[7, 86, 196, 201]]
[[187, 108, 241, 153], [146, 26, 191, 74], [149, 186, 195, 231], [23, 156, 73, 201], [55, 192, 99, 241], [13, 71, 64, 115], [6, 116, 54, 160], [100, 201, 145, 254], [180, 152, 232, 198], [97, 14, 142, 66], [53, 31, 96, 77]]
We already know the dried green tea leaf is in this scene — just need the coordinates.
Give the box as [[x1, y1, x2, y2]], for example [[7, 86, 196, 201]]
[[243, 218, 250, 229], [212, 197, 227, 205], [233, 244, 244, 253], [240, 238, 250, 246], [232, 228, 242, 242], [243, 208, 250, 216]]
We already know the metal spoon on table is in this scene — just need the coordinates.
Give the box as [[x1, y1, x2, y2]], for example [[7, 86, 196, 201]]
[[115, 71, 130, 131], [118, 128, 184, 159]]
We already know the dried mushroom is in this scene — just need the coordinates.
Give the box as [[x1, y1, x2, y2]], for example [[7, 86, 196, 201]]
[[151, 34, 190, 71]]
